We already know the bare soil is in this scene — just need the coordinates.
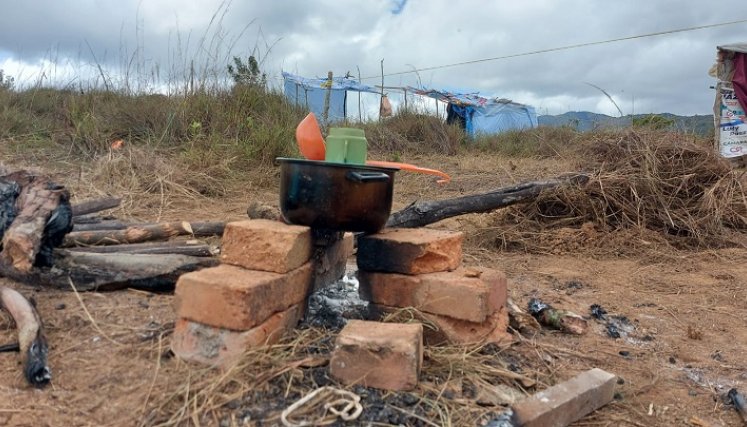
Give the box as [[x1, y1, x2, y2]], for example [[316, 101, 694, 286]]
[[0, 151, 745, 426]]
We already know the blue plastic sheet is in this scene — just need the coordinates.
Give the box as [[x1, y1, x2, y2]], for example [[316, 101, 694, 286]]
[[282, 72, 377, 122], [409, 86, 537, 136]]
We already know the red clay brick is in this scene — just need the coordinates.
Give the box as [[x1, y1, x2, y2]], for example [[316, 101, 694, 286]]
[[221, 219, 312, 273], [511, 368, 617, 427], [358, 267, 507, 323], [330, 320, 422, 391], [174, 263, 311, 330], [371, 304, 512, 346], [357, 228, 463, 274], [171, 303, 304, 368]]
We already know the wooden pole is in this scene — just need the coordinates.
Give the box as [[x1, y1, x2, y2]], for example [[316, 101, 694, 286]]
[[379, 59, 385, 121], [357, 66, 363, 122], [403, 89, 408, 112], [322, 71, 333, 129]]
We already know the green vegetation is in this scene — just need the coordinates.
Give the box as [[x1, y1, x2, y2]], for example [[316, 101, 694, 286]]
[[0, 65, 716, 178], [631, 114, 675, 130]]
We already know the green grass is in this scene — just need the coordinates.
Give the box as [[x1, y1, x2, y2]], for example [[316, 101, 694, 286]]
[[2, 83, 705, 176]]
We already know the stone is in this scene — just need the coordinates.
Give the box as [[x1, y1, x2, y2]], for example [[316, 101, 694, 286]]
[[220, 219, 312, 273], [330, 320, 423, 391], [357, 228, 463, 274], [370, 304, 512, 346], [174, 263, 311, 330], [171, 303, 304, 368], [511, 368, 617, 427], [358, 267, 507, 323]]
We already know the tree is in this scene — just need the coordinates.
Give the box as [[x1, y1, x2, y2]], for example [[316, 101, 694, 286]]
[[227, 55, 266, 88], [0, 70, 15, 91]]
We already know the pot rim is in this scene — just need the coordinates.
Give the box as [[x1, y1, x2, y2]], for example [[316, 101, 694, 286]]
[[275, 157, 400, 172]]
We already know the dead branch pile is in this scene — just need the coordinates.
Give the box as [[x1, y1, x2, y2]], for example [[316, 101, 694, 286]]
[[488, 129, 747, 252]]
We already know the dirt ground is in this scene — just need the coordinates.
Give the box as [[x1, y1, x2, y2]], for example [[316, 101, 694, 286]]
[[0, 151, 745, 426]]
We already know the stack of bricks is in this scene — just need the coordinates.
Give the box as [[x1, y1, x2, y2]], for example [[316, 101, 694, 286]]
[[357, 228, 511, 346], [170, 219, 314, 368]]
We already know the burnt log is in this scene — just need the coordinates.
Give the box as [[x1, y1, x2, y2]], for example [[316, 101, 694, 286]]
[[64, 241, 215, 257], [72, 220, 129, 232], [70, 197, 121, 217], [0, 251, 218, 292], [385, 174, 588, 229], [63, 221, 225, 247], [0, 287, 51, 387], [0, 171, 73, 272]]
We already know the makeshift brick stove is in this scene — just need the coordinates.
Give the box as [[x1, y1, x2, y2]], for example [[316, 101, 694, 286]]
[[170, 219, 512, 392]]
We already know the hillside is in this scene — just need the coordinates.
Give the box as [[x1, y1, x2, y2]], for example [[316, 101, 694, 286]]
[[539, 111, 715, 136]]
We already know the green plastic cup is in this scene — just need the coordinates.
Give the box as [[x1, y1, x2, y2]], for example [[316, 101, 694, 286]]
[[325, 127, 367, 165]]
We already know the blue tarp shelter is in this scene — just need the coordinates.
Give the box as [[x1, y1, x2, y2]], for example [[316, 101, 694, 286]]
[[409, 87, 538, 137], [282, 72, 379, 122]]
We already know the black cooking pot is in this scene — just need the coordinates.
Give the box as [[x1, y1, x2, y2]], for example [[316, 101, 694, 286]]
[[277, 158, 398, 232]]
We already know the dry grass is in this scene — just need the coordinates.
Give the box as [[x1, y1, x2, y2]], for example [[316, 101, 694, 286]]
[[140, 313, 558, 427], [479, 129, 747, 254]]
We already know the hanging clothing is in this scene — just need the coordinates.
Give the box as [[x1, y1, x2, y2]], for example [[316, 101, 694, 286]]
[[379, 95, 393, 117], [732, 52, 747, 113]]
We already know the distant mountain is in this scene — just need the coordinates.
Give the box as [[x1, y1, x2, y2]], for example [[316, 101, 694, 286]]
[[538, 112, 714, 136]]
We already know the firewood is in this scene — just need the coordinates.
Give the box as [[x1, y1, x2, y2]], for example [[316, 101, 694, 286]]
[[0, 171, 73, 272], [385, 174, 588, 228], [0, 286, 51, 387], [72, 220, 129, 232], [64, 241, 215, 257], [63, 221, 225, 247], [70, 197, 121, 217], [0, 251, 218, 292]]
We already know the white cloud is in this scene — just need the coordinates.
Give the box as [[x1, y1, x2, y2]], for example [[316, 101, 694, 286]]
[[0, 0, 741, 115]]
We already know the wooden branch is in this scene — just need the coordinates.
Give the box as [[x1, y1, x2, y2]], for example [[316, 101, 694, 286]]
[[72, 220, 128, 232], [0, 172, 72, 272], [385, 174, 588, 229], [72, 215, 116, 225], [0, 287, 50, 387], [63, 221, 225, 247], [0, 251, 218, 292], [70, 197, 121, 217], [64, 241, 215, 257]]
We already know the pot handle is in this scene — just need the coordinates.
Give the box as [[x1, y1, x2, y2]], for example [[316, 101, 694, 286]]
[[346, 171, 390, 183]]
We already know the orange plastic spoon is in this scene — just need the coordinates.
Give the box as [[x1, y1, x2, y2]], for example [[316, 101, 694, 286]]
[[366, 160, 451, 184], [295, 112, 326, 160]]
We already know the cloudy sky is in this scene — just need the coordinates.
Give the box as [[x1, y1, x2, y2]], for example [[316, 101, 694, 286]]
[[0, 0, 744, 116]]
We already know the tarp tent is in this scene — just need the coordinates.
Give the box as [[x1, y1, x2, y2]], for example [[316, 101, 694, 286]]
[[282, 72, 378, 123], [409, 87, 538, 137]]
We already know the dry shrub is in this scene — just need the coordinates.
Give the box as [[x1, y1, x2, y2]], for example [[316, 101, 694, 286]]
[[364, 111, 464, 156], [79, 144, 229, 216], [486, 129, 747, 253]]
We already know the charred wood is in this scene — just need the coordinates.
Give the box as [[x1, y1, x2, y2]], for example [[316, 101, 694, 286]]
[[385, 174, 588, 229], [0, 251, 217, 292], [0, 287, 51, 387], [64, 241, 215, 257], [70, 197, 121, 217], [72, 220, 129, 232], [0, 171, 73, 272]]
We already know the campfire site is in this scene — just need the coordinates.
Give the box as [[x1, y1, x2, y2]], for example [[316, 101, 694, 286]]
[[0, 87, 745, 427]]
